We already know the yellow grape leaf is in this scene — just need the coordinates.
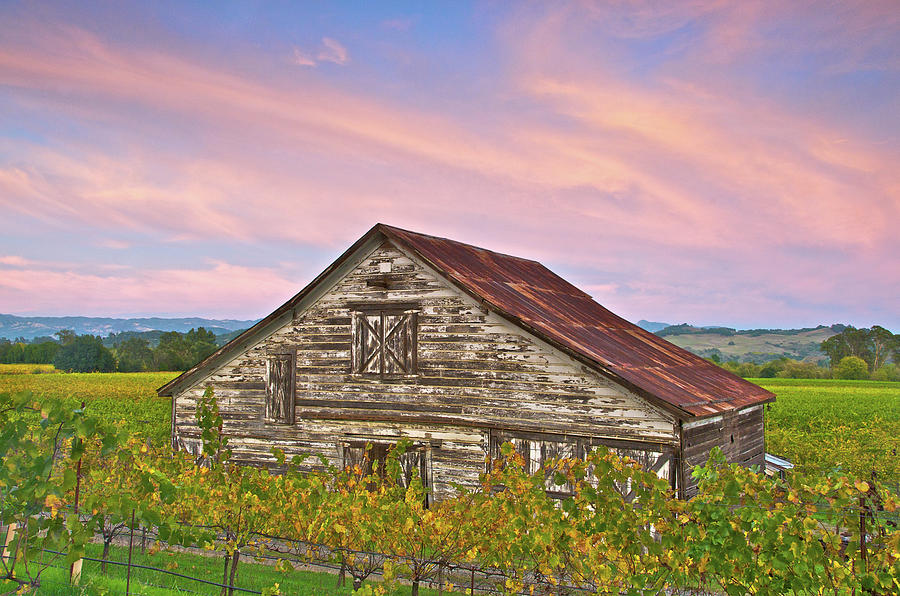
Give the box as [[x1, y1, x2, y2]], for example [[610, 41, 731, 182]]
[[855, 481, 869, 493]]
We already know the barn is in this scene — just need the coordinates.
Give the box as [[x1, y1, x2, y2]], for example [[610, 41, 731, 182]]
[[158, 223, 775, 499]]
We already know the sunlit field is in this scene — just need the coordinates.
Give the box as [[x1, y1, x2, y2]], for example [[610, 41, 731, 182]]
[[0, 363, 59, 374], [757, 378, 900, 484], [0, 370, 178, 445]]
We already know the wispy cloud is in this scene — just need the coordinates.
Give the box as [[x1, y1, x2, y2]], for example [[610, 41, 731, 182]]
[[318, 37, 348, 65], [291, 47, 316, 67], [291, 37, 349, 67], [96, 239, 131, 250], [382, 18, 414, 31], [0, 256, 34, 266]]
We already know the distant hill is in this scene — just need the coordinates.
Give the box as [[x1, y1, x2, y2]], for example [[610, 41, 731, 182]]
[[0, 314, 258, 342], [655, 324, 846, 364], [637, 320, 672, 332]]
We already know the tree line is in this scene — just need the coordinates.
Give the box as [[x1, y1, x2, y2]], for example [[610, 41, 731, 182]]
[[0, 327, 220, 372], [711, 324, 899, 381]]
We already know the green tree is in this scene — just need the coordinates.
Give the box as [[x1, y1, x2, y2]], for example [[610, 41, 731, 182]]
[[186, 327, 218, 365], [776, 359, 828, 379], [116, 337, 153, 372], [22, 341, 61, 364], [870, 325, 896, 370], [154, 331, 190, 371], [55, 328, 77, 345], [1, 342, 25, 364], [53, 335, 116, 372], [819, 326, 897, 371], [871, 363, 900, 382], [834, 355, 869, 380], [154, 328, 218, 371]]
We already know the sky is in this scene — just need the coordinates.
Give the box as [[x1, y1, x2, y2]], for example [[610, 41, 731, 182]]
[[0, 1, 897, 330]]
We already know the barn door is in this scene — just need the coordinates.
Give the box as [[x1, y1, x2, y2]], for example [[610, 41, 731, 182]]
[[265, 352, 295, 424]]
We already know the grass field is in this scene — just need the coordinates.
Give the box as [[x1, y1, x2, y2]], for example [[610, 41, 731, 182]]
[[755, 378, 900, 484], [0, 542, 437, 595]]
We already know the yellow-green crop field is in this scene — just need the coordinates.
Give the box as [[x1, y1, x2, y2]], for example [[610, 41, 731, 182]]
[[2, 370, 897, 484], [757, 378, 900, 484], [0, 363, 59, 374], [0, 369, 178, 445]]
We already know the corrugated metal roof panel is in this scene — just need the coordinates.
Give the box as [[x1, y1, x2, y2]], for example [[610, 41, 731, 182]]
[[380, 224, 775, 417]]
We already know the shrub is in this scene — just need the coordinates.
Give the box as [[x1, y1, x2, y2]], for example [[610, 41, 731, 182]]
[[871, 363, 900, 382], [759, 359, 787, 378], [776, 359, 829, 379], [834, 356, 869, 380]]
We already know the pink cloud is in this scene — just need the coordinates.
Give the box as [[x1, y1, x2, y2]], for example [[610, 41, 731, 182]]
[[0, 256, 33, 266], [318, 37, 348, 65], [291, 48, 316, 67], [0, 260, 297, 318]]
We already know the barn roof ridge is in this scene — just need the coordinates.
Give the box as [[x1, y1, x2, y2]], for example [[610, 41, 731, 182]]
[[158, 223, 775, 418], [374, 222, 546, 266]]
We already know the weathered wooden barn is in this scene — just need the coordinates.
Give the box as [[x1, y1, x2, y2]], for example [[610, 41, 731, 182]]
[[158, 224, 775, 499]]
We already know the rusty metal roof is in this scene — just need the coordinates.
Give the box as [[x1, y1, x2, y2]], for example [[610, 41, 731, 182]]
[[380, 224, 775, 418]]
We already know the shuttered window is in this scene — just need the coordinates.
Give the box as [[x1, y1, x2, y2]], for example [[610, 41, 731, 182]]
[[351, 308, 418, 378], [341, 442, 432, 504], [265, 352, 295, 424], [489, 431, 675, 500], [489, 431, 577, 496]]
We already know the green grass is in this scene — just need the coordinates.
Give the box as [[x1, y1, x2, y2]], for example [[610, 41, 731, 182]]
[[1, 541, 439, 595], [757, 378, 900, 484], [0, 371, 178, 445]]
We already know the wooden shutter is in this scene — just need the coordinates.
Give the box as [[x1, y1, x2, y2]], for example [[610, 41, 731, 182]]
[[343, 444, 369, 475], [489, 431, 577, 496], [398, 448, 428, 489], [342, 443, 389, 479], [489, 431, 531, 471], [540, 439, 576, 495], [351, 309, 418, 377], [383, 312, 417, 375], [265, 353, 295, 424]]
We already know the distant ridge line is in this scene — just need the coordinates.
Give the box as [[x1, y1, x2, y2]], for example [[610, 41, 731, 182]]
[[0, 313, 259, 341]]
